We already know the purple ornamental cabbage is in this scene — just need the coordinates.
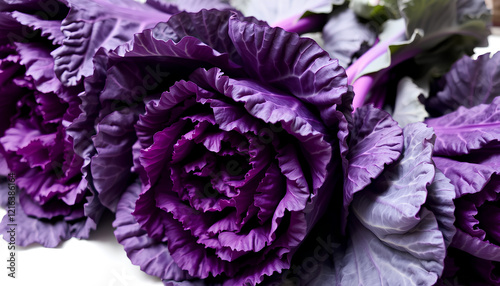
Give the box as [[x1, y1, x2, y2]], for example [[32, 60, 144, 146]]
[[426, 97, 500, 285], [0, 0, 104, 247], [73, 9, 353, 285], [284, 105, 455, 285], [0, 0, 233, 247]]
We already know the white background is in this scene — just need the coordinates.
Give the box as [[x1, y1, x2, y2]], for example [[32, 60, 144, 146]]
[[0, 210, 164, 286], [0, 31, 499, 286]]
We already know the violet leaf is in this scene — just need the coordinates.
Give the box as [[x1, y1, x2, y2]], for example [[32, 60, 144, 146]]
[[426, 52, 500, 117]]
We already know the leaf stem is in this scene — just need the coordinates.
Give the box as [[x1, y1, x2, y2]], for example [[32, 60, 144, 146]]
[[272, 14, 326, 34]]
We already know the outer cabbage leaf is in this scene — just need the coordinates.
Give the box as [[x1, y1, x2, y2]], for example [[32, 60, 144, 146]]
[[432, 152, 499, 198], [425, 97, 500, 156], [227, 15, 352, 133], [425, 169, 456, 248], [91, 109, 138, 211], [15, 42, 63, 94], [53, 0, 235, 87], [335, 123, 444, 286], [8, 10, 65, 44], [322, 6, 377, 68], [343, 105, 403, 230], [392, 76, 429, 127], [426, 52, 500, 117], [0, 190, 96, 247], [113, 182, 193, 281], [0, 0, 69, 45], [52, 0, 173, 86]]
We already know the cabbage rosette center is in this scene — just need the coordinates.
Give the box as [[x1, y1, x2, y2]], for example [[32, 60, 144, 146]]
[[133, 66, 336, 283]]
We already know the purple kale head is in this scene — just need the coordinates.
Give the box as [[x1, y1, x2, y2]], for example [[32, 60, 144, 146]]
[[0, 0, 104, 247], [74, 9, 353, 285]]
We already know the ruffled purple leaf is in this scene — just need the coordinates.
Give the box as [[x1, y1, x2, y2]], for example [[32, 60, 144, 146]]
[[227, 14, 353, 175], [228, 15, 352, 128], [91, 109, 138, 211], [343, 105, 403, 231], [53, 0, 235, 87], [425, 97, 500, 156], [447, 176, 500, 261], [0, 0, 69, 44], [0, 189, 96, 247], [426, 52, 500, 117], [113, 182, 192, 281], [15, 42, 63, 94], [8, 10, 65, 44], [452, 227, 500, 262], [432, 153, 499, 198], [52, 0, 173, 86], [116, 9, 250, 70]]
